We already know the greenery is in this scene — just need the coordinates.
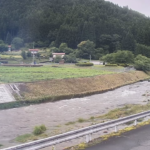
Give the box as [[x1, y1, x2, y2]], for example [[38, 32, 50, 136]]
[[11, 37, 24, 50], [16, 134, 34, 143], [0, 40, 8, 52], [0, 66, 112, 83], [0, 0, 150, 58], [134, 54, 150, 71], [75, 62, 94, 66], [54, 56, 61, 63], [21, 51, 27, 59], [77, 118, 86, 123], [105, 64, 118, 67], [77, 40, 95, 59], [33, 125, 47, 135], [102, 50, 134, 64], [64, 53, 77, 63]]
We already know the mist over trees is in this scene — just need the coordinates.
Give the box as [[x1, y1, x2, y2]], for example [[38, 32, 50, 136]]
[[0, 0, 150, 58]]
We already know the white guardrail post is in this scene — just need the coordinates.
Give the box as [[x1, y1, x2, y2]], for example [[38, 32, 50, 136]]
[[2, 110, 150, 150], [115, 125, 118, 132], [134, 119, 137, 126], [52, 145, 55, 150]]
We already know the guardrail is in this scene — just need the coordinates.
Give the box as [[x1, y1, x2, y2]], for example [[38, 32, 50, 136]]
[[2, 110, 150, 150]]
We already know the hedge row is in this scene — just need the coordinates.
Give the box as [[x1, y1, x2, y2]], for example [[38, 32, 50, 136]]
[[75, 62, 94, 66], [105, 63, 130, 67], [105, 64, 118, 66]]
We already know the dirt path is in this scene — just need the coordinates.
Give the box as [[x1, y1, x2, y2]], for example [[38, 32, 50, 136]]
[[0, 81, 150, 148]]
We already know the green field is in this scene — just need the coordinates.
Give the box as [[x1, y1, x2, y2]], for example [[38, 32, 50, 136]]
[[0, 65, 114, 83]]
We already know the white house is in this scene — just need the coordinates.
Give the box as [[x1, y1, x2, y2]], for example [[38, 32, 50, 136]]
[[29, 49, 39, 54], [52, 53, 65, 58]]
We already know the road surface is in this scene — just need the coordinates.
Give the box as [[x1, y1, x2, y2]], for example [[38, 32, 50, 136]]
[[86, 124, 150, 150]]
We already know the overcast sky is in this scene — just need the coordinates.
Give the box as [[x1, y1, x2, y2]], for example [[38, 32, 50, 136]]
[[105, 0, 150, 17]]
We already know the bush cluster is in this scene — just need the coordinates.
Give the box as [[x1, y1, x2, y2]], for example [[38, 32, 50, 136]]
[[33, 125, 47, 135], [75, 62, 94, 66]]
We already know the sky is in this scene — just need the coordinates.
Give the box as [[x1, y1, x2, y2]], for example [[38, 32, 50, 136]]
[[106, 0, 150, 17]]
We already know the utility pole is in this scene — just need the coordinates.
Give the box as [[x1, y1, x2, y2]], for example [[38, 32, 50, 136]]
[[33, 42, 34, 49], [90, 55, 91, 62], [32, 53, 35, 65]]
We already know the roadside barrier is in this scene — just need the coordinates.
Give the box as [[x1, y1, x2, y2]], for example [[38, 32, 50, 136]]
[[2, 110, 150, 150]]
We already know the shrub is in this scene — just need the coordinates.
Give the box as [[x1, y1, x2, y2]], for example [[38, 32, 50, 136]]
[[75, 62, 94, 66], [54, 56, 61, 63], [134, 54, 150, 71], [117, 63, 129, 67], [33, 125, 47, 135], [78, 143, 87, 149], [21, 51, 27, 59], [78, 118, 86, 123], [105, 64, 118, 67], [40, 125, 47, 132]]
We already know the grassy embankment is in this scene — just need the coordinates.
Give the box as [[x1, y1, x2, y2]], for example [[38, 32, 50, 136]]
[[0, 65, 149, 109], [21, 70, 149, 101]]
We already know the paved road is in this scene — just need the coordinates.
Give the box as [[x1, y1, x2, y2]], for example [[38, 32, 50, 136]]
[[86, 124, 150, 150]]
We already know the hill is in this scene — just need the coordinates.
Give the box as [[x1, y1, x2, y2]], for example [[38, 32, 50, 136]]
[[0, 0, 150, 53]]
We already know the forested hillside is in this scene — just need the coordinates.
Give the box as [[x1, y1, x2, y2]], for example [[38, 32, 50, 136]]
[[0, 0, 150, 58]]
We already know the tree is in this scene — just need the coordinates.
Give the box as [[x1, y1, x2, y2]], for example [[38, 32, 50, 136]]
[[0, 40, 7, 52], [12, 37, 24, 50], [135, 43, 150, 58], [21, 51, 27, 59], [59, 43, 73, 54], [27, 51, 32, 57], [102, 50, 134, 64], [54, 56, 61, 63], [134, 54, 150, 71], [121, 33, 136, 52], [101, 53, 116, 64], [49, 41, 56, 48], [50, 47, 60, 53], [77, 40, 95, 59], [64, 53, 77, 63], [59, 43, 68, 51], [114, 50, 134, 64]]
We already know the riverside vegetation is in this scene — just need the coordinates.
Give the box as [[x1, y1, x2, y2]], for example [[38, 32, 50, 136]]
[[15, 103, 150, 145]]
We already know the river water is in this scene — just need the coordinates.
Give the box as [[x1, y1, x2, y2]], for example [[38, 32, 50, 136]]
[[0, 81, 150, 148]]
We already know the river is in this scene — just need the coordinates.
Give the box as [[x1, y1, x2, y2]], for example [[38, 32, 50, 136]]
[[0, 81, 150, 148]]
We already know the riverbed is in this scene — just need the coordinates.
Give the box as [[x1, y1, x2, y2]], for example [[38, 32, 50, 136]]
[[0, 81, 150, 148]]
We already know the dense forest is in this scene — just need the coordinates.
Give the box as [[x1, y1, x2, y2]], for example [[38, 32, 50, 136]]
[[0, 0, 150, 59]]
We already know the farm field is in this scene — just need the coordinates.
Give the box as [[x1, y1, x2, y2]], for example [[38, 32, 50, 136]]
[[0, 65, 114, 83]]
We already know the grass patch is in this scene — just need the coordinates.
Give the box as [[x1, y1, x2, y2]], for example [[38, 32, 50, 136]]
[[16, 134, 34, 143], [0, 144, 3, 147], [77, 118, 86, 123], [63, 103, 150, 127], [0, 66, 113, 83], [65, 122, 76, 126], [16, 133, 48, 143], [99, 104, 150, 120], [16, 125, 47, 143], [33, 125, 47, 135]]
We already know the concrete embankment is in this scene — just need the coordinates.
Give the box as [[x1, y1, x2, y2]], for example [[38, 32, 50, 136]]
[[21, 71, 149, 101]]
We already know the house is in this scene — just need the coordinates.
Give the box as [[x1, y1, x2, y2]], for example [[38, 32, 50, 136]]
[[52, 53, 65, 58], [8, 45, 11, 51], [29, 49, 39, 54]]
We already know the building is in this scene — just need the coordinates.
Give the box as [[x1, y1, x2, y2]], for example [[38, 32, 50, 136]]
[[29, 49, 39, 54], [8, 45, 11, 51], [52, 53, 65, 58]]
